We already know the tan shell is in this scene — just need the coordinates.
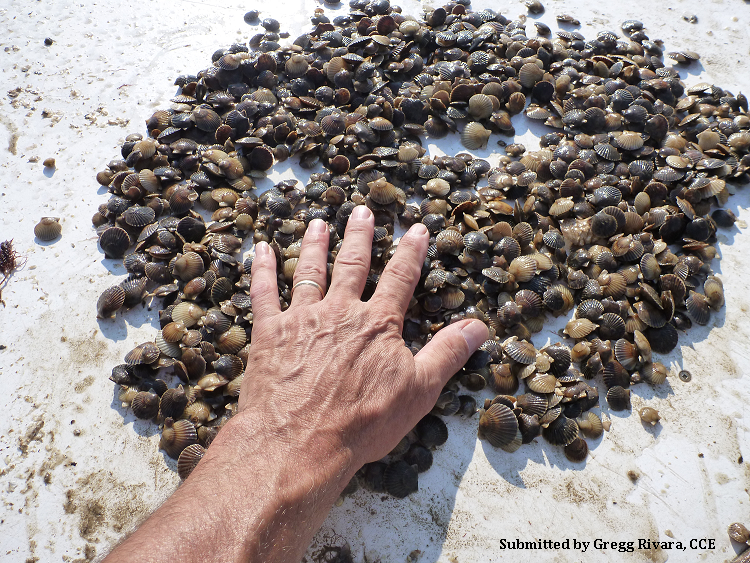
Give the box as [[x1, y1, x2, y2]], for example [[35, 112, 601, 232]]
[[460, 122, 491, 150]]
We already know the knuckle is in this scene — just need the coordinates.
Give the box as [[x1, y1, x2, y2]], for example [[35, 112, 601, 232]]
[[293, 262, 326, 283], [334, 251, 370, 273], [250, 277, 277, 300], [385, 259, 418, 288]]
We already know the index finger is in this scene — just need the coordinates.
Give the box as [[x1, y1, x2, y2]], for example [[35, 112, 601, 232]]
[[370, 223, 429, 316]]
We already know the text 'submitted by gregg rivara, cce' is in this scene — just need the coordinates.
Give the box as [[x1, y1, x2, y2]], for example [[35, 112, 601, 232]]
[[498, 538, 717, 553]]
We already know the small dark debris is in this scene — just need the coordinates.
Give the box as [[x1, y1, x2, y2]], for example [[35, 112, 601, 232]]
[[44, 37, 54, 46]]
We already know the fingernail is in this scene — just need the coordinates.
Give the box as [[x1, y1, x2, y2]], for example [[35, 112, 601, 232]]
[[350, 205, 371, 221], [308, 218, 327, 235], [255, 241, 270, 256], [461, 320, 488, 352], [409, 222, 428, 237]]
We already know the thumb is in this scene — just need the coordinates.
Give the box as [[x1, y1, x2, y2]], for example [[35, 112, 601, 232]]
[[414, 319, 488, 396]]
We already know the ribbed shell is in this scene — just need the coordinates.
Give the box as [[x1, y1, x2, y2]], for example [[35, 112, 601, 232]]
[[124, 342, 160, 365], [159, 418, 198, 459], [97, 286, 126, 318], [383, 460, 418, 498], [177, 444, 206, 480], [460, 122, 491, 150], [416, 414, 448, 448], [131, 390, 160, 419], [504, 338, 537, 364], [215, 325, 247, 354], [606, 386, 631, 410], [542, 415, 579, 446], [576, 412, 604, 439], [34, 217, 62, 241], [478, 404, 519, 448]]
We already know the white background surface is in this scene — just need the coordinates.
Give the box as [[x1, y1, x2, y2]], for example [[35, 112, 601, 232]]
[[1, 0, 750, 561]]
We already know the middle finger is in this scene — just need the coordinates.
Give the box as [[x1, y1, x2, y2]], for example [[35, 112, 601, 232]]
[[327, 205, 374, 301]]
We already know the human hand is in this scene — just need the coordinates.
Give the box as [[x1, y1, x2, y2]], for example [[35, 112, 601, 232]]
[[237, 205, 489, 470]]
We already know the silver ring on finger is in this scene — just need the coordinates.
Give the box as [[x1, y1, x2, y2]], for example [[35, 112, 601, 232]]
[[292, 279, 325, 299]]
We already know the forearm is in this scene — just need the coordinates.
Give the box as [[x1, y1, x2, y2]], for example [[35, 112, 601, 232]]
[[104, 414, 355, 563]]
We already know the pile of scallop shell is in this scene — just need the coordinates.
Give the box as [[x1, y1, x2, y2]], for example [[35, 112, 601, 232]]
[[92, 0, 749, 496]]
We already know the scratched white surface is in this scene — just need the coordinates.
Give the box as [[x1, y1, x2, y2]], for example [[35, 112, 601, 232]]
[[1, 0, 750, 562]]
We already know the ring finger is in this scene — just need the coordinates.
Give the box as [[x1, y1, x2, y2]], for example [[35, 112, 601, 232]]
[[289, 218, 330, 307]]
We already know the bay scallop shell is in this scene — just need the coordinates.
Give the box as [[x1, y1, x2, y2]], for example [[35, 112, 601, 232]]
[[159, 418, 198, 459], [34, 217, 62, 241], [214, 325, 247, 354], [97, 286, 125, 318], [131, 390, 160, 419], [124, 342, 160, 365], [177, 443, 206, 480], [383, 460, 418, 498], [416, 414, 448, 448], [542, 415, 579, 446], [171, 302, 204, 328], [99, 226, 131, 258], [576, 411, 604, 439], [606, 386, 631, 410], [460, 122, 491, 150], [503, 337, 537, 364], [468, 94, 494, 120], [478, 403, 519, 448], [564, 437, 588, 462], [159, 385, 188, 419]]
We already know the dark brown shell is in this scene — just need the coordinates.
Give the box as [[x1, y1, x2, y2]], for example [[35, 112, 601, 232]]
[[478, 403, 519, 448], [542, 415, 579, 446], [99, 226, 131, 258], [177, 443, 206, 480], [606, 386, 631, 410], [383, 460, 418, 498], [564, 437, 588, 462], [97, 286, 126, 318]]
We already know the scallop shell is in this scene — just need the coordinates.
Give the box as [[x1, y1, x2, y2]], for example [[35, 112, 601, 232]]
[[542, 415, 579, 446], [285, 54, 309, 78], [383, 460, 418, 498], [564, 437, 588, 462], [171, 302, 204, 328], [159, 418, 198, 459], [416, 414, 448, 448], [527, 372, 558, 394], [131, 390, 160, 419], [606, 386, 631, 410], [576, 412, 604, 439], [215, 325, 247, 354], [508, 256, 537, 283], [99, 226, 131, 258], [728, 523, 750, 544], [564, 318, 597, 339], [638, 406, 661, 425], [34, 217, 62, 241], [159, 385, 188, 419], [124, 342, 160, 365], [97, 286, 126, 318], [519, 62, 544, 88], [685, 291, 710, 325], [478, 403, 519, 448], [177, 443, 206, 480], [503, 337, 537, 364], [460, 122, 491, 150], [468, 94, 494, 120], [368, 177, 399, 205], [172, 252, 205, 282]]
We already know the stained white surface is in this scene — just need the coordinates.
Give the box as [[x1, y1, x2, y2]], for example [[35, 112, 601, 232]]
[[1, 0, 750, 562]]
